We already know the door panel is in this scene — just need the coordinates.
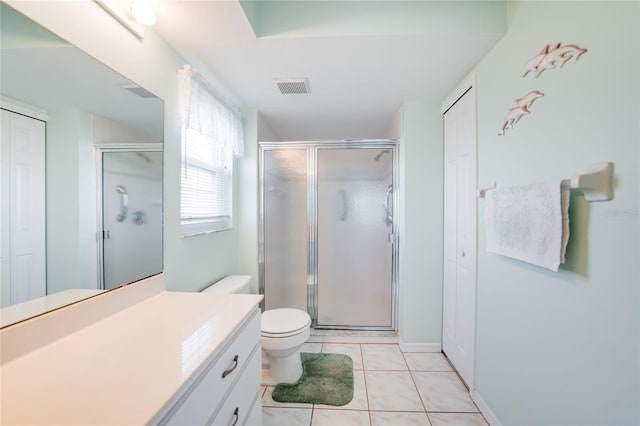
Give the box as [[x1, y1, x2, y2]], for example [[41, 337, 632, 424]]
[[442, 87, 477, 389], [102, 151, 162, 290], [0, 110, 46, 307], [316, 148, 393, 328], [262, 149, 308, 311]]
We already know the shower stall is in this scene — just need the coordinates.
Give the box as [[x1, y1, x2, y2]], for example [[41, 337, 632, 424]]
[[259, 141, 398, 330]]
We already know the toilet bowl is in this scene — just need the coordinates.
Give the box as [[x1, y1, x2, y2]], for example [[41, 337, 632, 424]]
[[201, 275, 311, 385], [261, 308, 311, 384]]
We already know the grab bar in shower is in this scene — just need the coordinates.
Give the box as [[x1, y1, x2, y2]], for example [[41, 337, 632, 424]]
[[116, 185, 129, 222], [338, 189, 348, 221], [384, 184, 393, 226]]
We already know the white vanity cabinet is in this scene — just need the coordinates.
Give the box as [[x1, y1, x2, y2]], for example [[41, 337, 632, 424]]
[[158, 309, 262, 426], [0, 288, 263, 426]]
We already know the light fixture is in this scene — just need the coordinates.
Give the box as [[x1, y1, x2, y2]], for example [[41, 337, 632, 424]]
[[131, 0, 156, 26]]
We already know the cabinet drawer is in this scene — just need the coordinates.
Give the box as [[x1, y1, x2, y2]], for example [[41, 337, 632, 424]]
[[164, 310, 260, 425], [210, 347, 261, 426]]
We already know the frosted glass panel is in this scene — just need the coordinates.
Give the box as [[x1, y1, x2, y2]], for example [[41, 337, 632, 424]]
[[102, 151, 163, 290], [317, 148, 393, 327], [263, 149, 308, 311]]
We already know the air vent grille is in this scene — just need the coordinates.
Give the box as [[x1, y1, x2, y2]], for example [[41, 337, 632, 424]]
[[274, 78, 310, 95]]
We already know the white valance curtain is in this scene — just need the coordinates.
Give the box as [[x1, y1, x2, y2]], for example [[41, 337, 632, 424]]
[[178, 64, 244, 158]]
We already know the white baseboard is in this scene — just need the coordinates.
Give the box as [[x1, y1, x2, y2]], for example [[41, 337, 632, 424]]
[[307, 335, 398, 344], [398, 340, 442, 353], [471, 389, 502, 426]]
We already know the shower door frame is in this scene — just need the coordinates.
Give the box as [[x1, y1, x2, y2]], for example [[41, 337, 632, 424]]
[[258, 140, 400, 331]]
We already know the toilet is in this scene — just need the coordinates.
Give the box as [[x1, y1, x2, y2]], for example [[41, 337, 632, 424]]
[[201, 275, 311, 385]]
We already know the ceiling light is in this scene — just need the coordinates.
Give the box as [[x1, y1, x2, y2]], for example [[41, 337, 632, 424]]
[[131, 0, 156, 26]]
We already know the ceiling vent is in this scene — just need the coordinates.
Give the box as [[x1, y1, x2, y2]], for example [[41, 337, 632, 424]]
[[119, 83, 156, 99], [274, 78, 310, 95]]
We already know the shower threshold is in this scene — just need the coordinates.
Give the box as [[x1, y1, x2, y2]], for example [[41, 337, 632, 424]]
[[308, 328, 398, 344]]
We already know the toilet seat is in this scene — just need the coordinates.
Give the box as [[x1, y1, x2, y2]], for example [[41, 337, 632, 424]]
[[261, 308, 311, 338]]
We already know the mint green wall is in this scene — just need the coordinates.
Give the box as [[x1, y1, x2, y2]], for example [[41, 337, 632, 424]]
[[46, 109, 96, 294], [239, 0, 506, 38], [10, 1, 239, 293], [238, 110, 259, 293], [473, 2, 639, 424], [399, 101, 444, 346]]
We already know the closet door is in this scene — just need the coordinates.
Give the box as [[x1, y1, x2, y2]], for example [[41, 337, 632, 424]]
[[0, 109, 46, 307], [442, 86, 477, 389]]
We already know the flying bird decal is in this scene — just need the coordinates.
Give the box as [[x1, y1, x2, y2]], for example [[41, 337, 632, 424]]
[[515, 90, 544, 108], [523, 43, 588, 78], [498, 91, 544, 136]]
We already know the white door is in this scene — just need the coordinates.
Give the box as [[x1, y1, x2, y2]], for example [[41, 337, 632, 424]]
[[442, 86, 477, 389], [0, 109, 46, 307]]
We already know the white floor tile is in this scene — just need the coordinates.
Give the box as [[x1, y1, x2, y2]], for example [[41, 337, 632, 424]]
[[365, 371, 424, 411], [312, 409, 371, 426], [428, 412, 488, 426], [301, 342, 323, 353], [322, 343, 363, 370], [362, 344, 408, 370], [262, 386, 313, 408], [315, 370, 368, 410], [412, 372, 477, 412], [403, 353, 453, 372], [370, 411, 431, 426], [262, 407, 312, 426]]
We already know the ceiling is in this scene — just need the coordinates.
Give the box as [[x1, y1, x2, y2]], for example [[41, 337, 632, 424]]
[[154, 0, 506, 141]]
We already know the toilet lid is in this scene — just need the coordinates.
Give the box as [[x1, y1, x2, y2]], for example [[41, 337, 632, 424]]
[[261, 308, 311, 335]]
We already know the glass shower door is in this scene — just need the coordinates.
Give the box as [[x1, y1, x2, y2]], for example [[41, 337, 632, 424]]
[[316, 147, 394, 328], [262, 148, 309, 311], [102, 151, 162, 290]]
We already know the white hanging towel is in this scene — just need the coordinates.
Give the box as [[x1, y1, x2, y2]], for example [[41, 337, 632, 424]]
[[485, 180, 570, 272]]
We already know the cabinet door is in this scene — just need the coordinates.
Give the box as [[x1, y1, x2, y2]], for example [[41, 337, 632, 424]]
[[0, 109, 46, 307]]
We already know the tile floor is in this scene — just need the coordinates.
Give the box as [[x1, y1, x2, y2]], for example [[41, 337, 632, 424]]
[[261, 343, 489, 426]]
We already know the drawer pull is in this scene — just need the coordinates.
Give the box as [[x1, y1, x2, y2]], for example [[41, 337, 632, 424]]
[[222, 355, 239, 378], [230, 407, 239, 426]]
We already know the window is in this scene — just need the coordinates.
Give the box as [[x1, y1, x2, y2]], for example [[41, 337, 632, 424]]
[[178, 65, 244, 235]]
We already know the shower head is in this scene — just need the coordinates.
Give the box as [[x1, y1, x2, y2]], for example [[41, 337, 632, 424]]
[[374, 149, 390, 161], [136, 152, 153, 163]]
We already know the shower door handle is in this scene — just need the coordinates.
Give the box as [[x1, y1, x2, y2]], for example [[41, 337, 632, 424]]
[[338, 189, 347, 221], [384, 184, 393, 226]]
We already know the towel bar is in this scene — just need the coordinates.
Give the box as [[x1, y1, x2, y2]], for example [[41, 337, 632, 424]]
[[478, 162, 614, 202]]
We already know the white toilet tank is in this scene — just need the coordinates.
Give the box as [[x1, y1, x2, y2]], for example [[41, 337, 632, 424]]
[[201, 275, 252, 295]]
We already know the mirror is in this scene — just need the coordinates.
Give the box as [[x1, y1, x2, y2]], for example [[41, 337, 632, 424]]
[[0, 3, 164, 327]]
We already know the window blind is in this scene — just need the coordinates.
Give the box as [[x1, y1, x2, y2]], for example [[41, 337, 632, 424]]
[[178, 65, 243, 235]]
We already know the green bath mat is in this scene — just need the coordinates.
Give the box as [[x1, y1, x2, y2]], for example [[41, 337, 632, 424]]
[[272, 352, 354, 406]]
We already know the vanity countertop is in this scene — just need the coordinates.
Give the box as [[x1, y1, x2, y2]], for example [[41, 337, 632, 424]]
[[0, 291, 263, 425], [0, 288, 105, 328]]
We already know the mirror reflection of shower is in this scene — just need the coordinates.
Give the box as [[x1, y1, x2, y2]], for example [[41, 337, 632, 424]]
[[102, 150, 162, 290]]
